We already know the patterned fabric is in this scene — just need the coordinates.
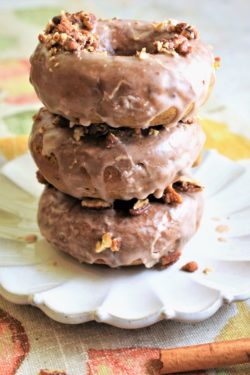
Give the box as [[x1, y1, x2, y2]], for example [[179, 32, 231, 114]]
[[0, 2, 249, 375]]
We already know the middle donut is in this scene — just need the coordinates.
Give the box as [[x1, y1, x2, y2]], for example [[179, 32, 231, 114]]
[[30, 108, 205, 202]]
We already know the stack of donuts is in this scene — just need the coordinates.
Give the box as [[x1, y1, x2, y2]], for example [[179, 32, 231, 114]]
[[29, 11, 215, 268]]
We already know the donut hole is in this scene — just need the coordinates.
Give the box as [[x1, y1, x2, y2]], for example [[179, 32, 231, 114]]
[[111, 40, 159, 56]]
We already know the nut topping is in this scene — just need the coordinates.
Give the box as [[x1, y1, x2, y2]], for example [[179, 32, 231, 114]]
[[153, 19, 198, 56], [173, 176, 203, 193], [148, 128, 159, 136], [136, 47, 148, 60], [38, 11, 98, 55], [163, 176, 203, 204], [181, 261, 198, 273], [81, 198, 112, 209], [163, 185, 183, 204], [160, 250, 181, 268], [73, 126, 84, 141], [110, 237, 122, 252], [129, 199, 150, 216], [95, 232, 121, 253]]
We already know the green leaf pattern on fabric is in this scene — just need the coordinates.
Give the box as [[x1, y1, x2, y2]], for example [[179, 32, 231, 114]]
[[3, 111, 35, 135], [14, 7, 61, 27]]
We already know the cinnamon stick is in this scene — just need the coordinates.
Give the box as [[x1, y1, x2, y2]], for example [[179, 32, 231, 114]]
[[160, 338, 250, 374]]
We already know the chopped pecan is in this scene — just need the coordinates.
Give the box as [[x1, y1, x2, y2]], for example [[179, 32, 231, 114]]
[[38, 34, 47, 43], [73, 126, 84, 141], [176, 39, 192, 56], [129, 199, 150, 216], [153, 21, 165, 31], [181, 261, 198, 273], [167, 20, 198, 39], [79, 11, 96, 30], [81, 198, 112, 209], [173, 176, 203, 193], [95, 232, 121, 253], [136, 47, 148, 60], [153, 39, 177, 56], [110, 237, 122, 252], [39, 11, 98, 55], [172, 21, 198, 39], [160, 250, 181, 268], [153, 19, 198, 56], [106, 132, 119, 148], [148, 128, 159, 136], [163, 185, 183, 204]]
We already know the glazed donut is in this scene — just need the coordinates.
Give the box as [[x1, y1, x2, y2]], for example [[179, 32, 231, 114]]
[[30, 108, 205, 201], [38, 185, 203, 268], [30, 11, 215, 128]]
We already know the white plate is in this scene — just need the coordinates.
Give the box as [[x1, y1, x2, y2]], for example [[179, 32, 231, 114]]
[[0, 150, 249, 329]]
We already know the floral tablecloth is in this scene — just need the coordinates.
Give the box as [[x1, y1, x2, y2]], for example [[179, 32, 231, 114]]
[[0, 1, 249, 374]]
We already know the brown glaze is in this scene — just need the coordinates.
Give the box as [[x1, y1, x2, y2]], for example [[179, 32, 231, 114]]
[[29, 108, 205, 201], [30, 18, 215, 128], [38, 186, 203, 268]]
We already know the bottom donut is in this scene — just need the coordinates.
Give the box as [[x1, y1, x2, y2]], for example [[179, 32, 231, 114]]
[[38, 186, 203, 268]]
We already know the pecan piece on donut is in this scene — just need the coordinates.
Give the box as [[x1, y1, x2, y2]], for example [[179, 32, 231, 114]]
[[129, 199, 150, 216], [160, 250, 181, 268], [38, 11, 98, 55], [73, 126, 85, 141], [163, 177, 202, 204], [81, 198, 112, 209], [167, 20, 198, 39], [153, 19, 198, 56], [163, 185, 183, 204], [173, 176, 203, 193], [148, 128, 159, 136], [79, 11, 96, 30], [136, 47, 148, 60], [176, 39, 192, 56], [95, 232, 121, 253]]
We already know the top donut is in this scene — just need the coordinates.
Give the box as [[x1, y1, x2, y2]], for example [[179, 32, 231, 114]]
[[30, 11, 215, 129]]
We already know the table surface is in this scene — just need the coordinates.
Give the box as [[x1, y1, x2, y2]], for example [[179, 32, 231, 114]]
[[0, 1, 249, 375]]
